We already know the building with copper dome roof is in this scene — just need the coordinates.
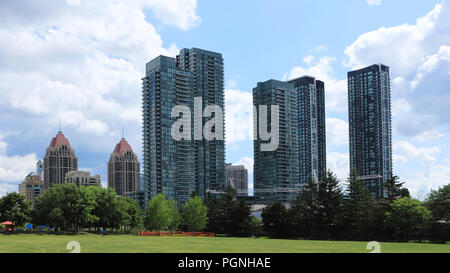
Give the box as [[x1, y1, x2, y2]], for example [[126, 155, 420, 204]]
[[43, 131, 78, 189], [108, 138, 140, 197]]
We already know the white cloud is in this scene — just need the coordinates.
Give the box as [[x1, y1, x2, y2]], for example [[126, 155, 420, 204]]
[[0, 0, 200, 188], [224, 89, 253, 142], [413, 130, 444, 142], [327, 152, 349, 181], [393, 141, 450, 200], [344, 2, 450, 141], [366, 0, 381, 6], [0, 134, 38, 194], [67, 0, 81, 6], [148, 0, 201, 30], [303, 55, 315, 65], [326, 118, 349, 148], [283, 56, 348, 113], [344, 3, 445, 76], [393, 141, 440, 170]]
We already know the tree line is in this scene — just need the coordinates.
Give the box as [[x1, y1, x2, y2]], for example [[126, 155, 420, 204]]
[[260, 171, 450, 242], [0, 173, 448, 242]]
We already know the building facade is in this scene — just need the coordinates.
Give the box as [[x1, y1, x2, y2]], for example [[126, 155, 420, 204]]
[[108, 138, 140, 197], [288, 76, 326, 183], [176, 48, 226, 201], [43, 131, 78, 189], [348, 64, 392, 197], [142, 55, 195, 207], [225, 163, 248, 197], [36, 160, 43, 180], [18, 173, 45, 208], [253, 80, 299, 204], [142, 48, 225, 207], [65, 171, 101, 187]]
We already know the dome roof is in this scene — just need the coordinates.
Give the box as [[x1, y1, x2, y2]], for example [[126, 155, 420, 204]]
[[113, 138, 133, 154], [49, 131, 72, 149]]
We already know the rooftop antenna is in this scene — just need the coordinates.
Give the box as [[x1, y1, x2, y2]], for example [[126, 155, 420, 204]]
[[58, 118, 62, 133], [122, 124, 125, 139]]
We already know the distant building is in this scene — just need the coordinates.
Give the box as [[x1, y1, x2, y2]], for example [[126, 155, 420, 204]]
[[225, 164, 248, 197], [348, 64, 392, 197], [253, 79, 299, 204], [36, 160, 43, 180], [18, 173, 45, 208], [287, 76, 326, 183], [64, 171, 101, 187], [43, 131, 78, 189], [108, 138, 140, 197]]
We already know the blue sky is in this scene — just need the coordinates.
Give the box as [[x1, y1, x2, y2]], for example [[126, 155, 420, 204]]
[[0, 0, 449, 199]]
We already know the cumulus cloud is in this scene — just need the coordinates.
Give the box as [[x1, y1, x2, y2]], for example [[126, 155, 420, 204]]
[[0, 0, 200, 193], [225, 89, 253, 142], [366, 0, 381, 6], [283, 55, 348, 113], [327, 152, 349, 181], [413, 130, 444, 142], [393, 140, 449, 199], [0, 134, 38, 192], [326, 118, 349, 148], [344, 2, 450, 143]]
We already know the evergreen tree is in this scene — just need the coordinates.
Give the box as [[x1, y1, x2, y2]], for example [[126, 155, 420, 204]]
[[205, 193, 225, 234], [383, 174, 410, 203], [317, 170, 344, 238], [342, 170, 375, 239], [289, 179, 319, 238], [261, 203, 289, 238], [229, 199, 252, 236]]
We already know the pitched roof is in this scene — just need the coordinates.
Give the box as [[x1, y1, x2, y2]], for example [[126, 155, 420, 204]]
[[113, 138, 133, 154], [49, 131, 72, 149]]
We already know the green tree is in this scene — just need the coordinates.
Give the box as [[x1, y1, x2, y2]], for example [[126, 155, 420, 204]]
[[248, 216, 262, 236], [317, 170, 344, 238], [33, 183, 92, 232], [182, 196, 208, 232], [144, 194, 180, 231], [261, 203, 289, 238], [424, 184, 450, 222], [0, 192, 31, 227], [342, 170, 376, 239], [229, 199, 252, 236], [167, 199, 181, 231], [289, 179, 319, 238], [90, 187, 121, 231], [205, 193, 225, 234], [117, 197, 143, 233], [385, 197, 431, 241]]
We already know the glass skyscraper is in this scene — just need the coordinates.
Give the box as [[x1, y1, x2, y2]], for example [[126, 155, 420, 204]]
[[142, 48, 225, 207], [253, 80, 299, 204], [348, 64, 392, 197], [288, 76, 326, 183]]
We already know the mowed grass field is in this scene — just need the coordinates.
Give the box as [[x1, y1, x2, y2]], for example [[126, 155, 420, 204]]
[[0, 233, 449, 253]]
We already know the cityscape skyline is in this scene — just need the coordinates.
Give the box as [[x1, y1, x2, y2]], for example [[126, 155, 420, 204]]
[[0, 0, 449, 201]]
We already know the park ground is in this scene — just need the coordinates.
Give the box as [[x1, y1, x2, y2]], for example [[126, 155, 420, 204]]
[[0, 233, 449, 253]]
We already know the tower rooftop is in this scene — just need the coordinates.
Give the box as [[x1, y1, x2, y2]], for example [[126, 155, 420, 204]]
[[113, 138, 133, 154], [49, 131, 72, 149]]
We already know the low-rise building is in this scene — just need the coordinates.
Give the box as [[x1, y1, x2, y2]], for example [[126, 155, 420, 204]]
[[18, 173, 45, 208], [64, 170, 101, 187]]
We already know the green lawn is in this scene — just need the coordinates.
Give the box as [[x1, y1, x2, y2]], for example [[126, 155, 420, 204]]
[[0, 233, 449, 253]]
